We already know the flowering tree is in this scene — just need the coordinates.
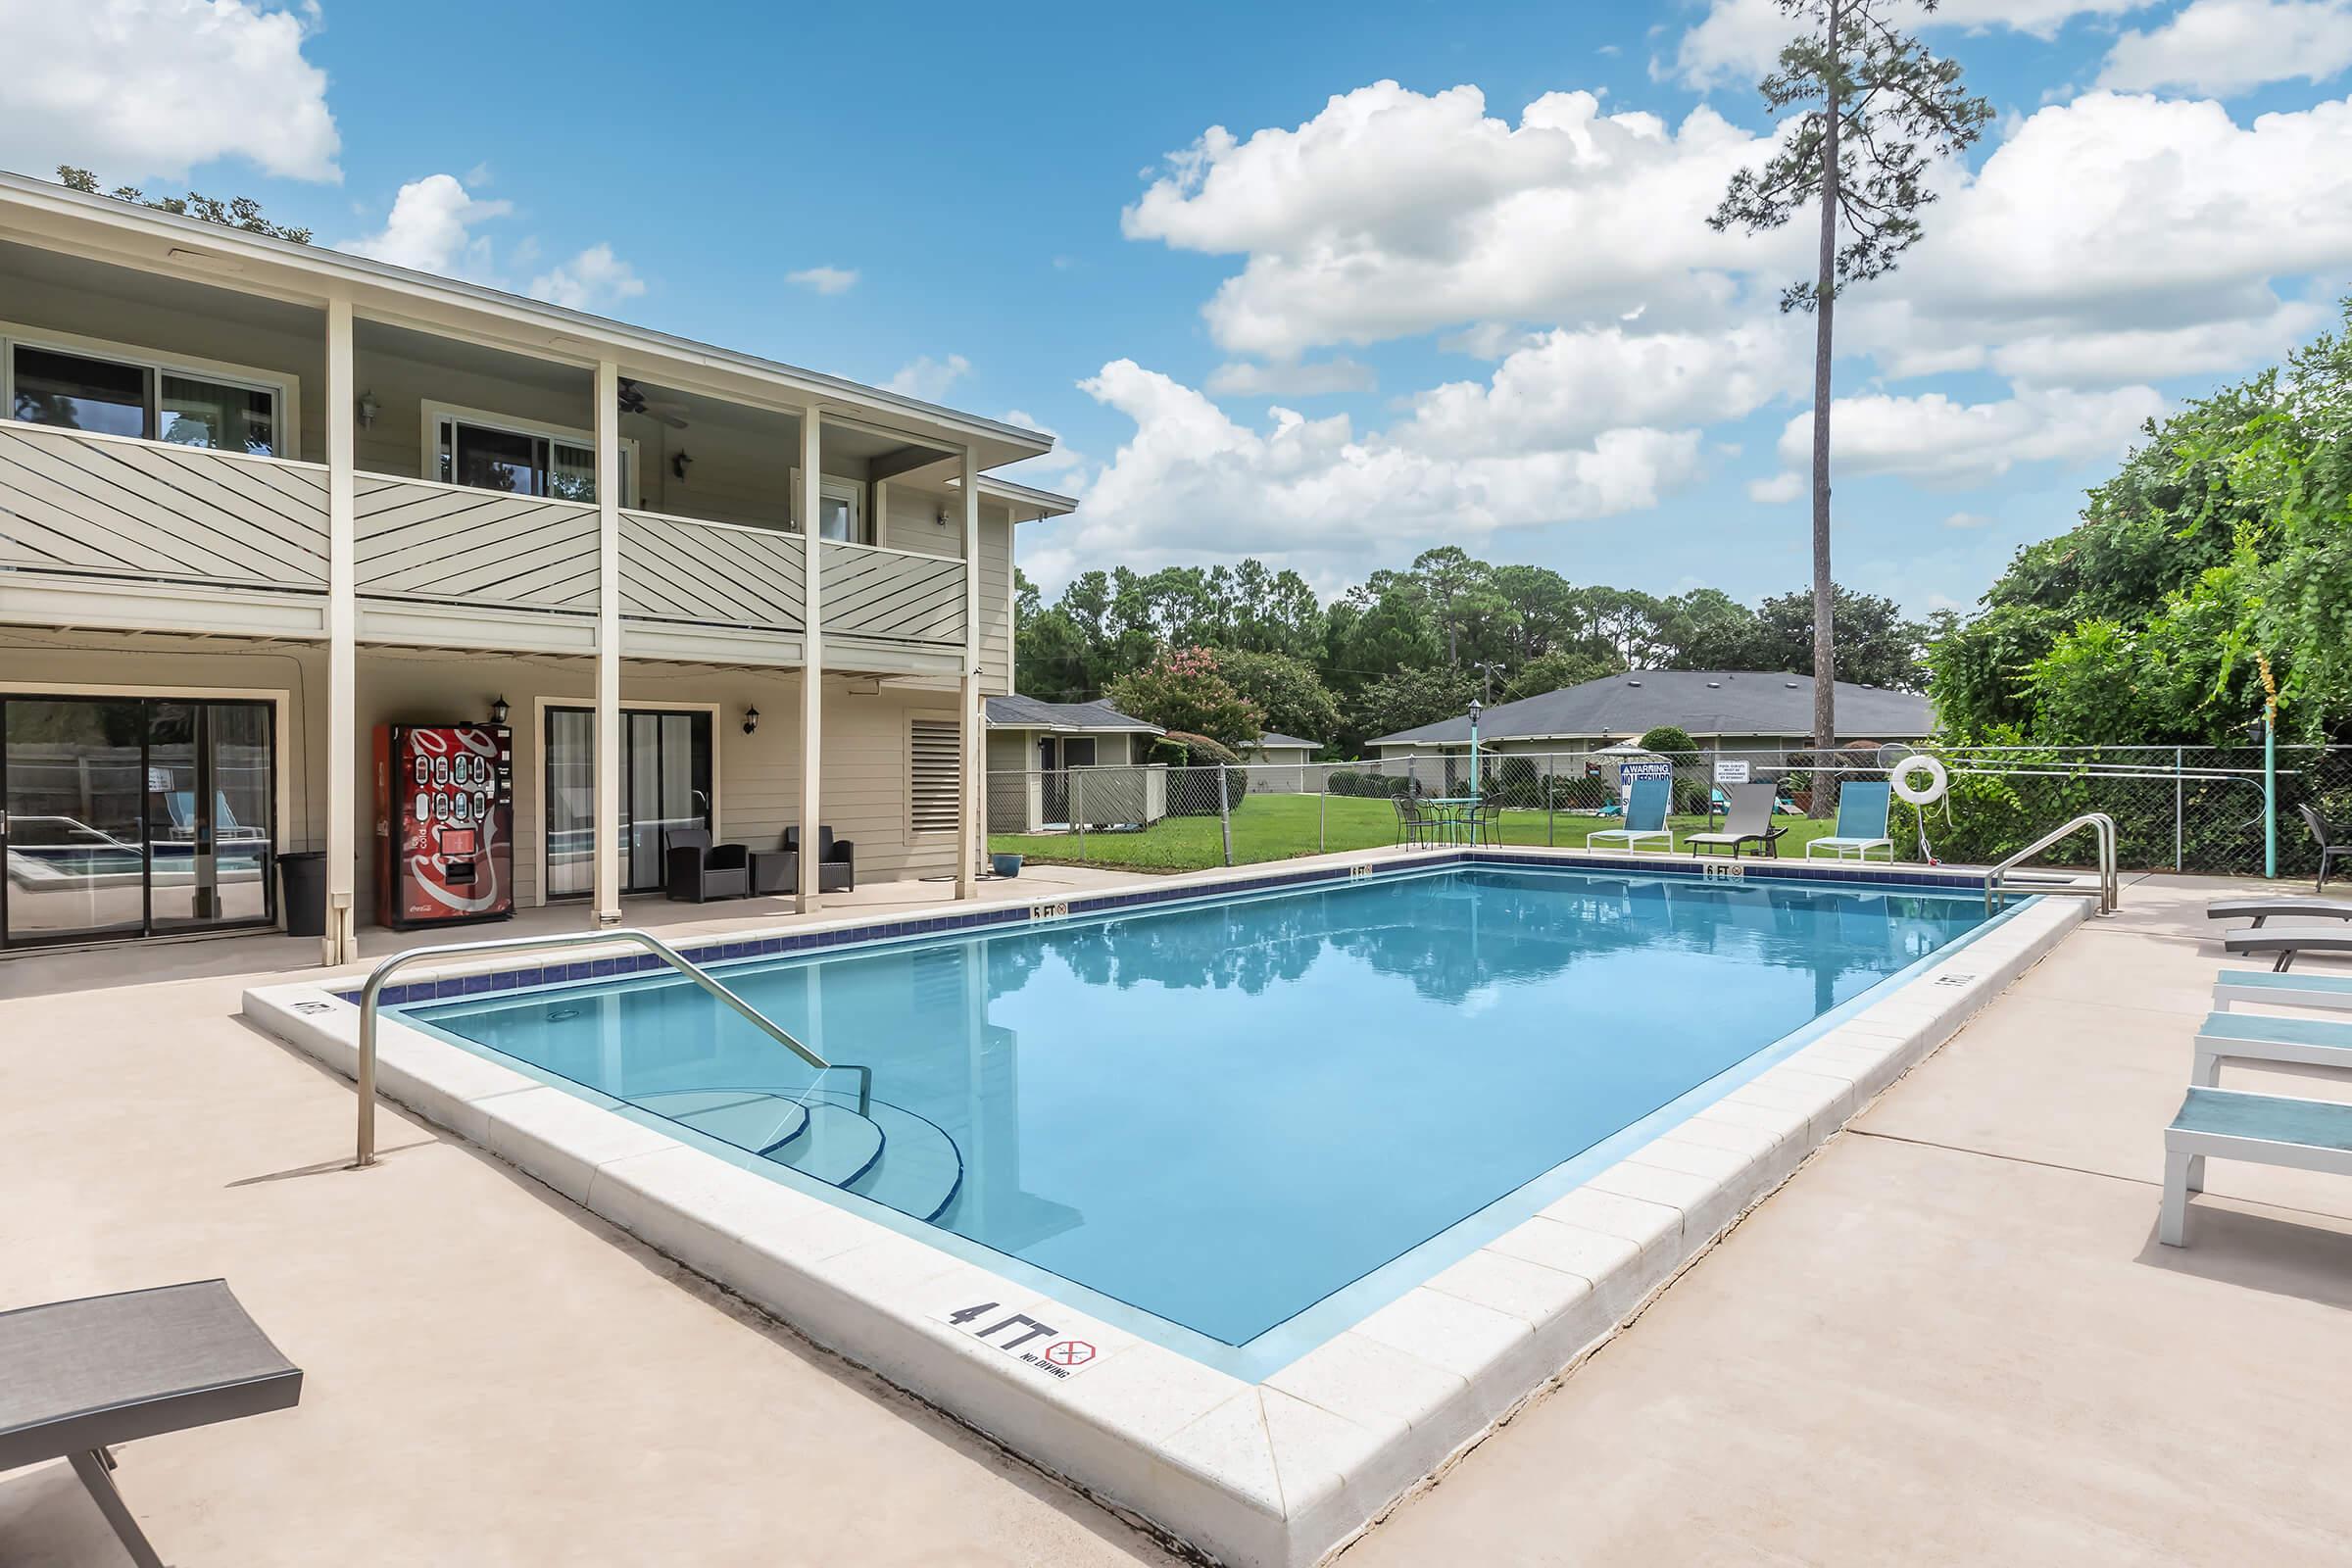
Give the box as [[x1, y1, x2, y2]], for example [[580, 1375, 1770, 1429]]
[[1103, 646, 1262, 751]]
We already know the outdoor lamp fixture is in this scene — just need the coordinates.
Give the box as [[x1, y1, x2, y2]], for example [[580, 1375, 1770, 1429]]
[[671, 450, 694, 481], [355, 389, 380, 428], [489, 695, 510, 725], [743, 706, 760, 736]]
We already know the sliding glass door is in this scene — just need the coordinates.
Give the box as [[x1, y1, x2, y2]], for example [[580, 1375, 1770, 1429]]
[[0, 695, 276, 947], [544, 708, 713, 898]]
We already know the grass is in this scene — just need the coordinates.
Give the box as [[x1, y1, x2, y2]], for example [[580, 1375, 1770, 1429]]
[[987, 791, 1858, 872]]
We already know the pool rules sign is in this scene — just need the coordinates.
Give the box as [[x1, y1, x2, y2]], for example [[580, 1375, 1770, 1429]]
[[933, 1300, 1102, 1380]]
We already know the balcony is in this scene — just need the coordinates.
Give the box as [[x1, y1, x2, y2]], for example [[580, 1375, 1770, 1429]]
[[1, 422, 970, 670]]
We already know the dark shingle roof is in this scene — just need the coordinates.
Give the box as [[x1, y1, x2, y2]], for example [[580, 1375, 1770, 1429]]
[[1370, 670, 1932, 747], [984, 695, 1163, 734], [1255, 731, 1322, 753]]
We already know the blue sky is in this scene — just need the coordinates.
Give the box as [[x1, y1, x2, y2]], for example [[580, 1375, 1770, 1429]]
[[10, 0, 2352, 615]]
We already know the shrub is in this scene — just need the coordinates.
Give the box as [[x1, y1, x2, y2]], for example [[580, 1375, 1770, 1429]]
[[1153, 731, 1250, 813], [1638, 725, 1699, 757]]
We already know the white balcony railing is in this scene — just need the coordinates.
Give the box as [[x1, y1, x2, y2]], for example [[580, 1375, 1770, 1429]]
[[619, 509, 805, 632], [0, 421, 328, 591], [818, 539, 966, 649], [356, 474, 600, 613]]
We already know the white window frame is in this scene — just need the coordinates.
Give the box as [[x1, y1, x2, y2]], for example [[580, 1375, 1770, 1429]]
[[421, 400, 639, 504], [0, 319, 302, 460], [789, 466, 867, 545]]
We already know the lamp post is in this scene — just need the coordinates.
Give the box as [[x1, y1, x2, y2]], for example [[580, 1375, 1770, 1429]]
[[1468, 699, 1483, 800]]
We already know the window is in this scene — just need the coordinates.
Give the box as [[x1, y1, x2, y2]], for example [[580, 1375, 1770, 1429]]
[[432, 412, 616, 501], [909, 718, 961, 836], [6, 341, 282, 456], [792, 468, 867, 544]]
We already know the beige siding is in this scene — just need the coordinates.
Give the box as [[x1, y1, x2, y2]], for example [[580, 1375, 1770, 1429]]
[[881, 487, 1014, 694], [0, 628, 965, 927]]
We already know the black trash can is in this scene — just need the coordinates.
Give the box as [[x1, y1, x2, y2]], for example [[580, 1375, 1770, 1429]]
[[277, 850, 327, 938]]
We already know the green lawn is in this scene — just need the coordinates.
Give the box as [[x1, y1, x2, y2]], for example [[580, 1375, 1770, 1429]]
[[988, 791, 1858, 872]]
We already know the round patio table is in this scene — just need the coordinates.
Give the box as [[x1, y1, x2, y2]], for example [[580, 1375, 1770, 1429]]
[[1419, 795, 1483, 845]]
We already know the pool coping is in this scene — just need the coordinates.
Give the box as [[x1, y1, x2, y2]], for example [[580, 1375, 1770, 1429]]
[[242, 849, 2090, 1568]]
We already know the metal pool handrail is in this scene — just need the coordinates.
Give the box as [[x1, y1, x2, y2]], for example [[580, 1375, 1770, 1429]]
[[352, 927, 828, 1167], [1984, 812, 2119, 916]]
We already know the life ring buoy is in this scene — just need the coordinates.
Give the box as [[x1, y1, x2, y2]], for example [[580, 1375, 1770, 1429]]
[[1890, 754, 1949, 806]]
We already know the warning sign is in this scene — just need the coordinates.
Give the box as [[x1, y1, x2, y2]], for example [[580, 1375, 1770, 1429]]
[[932, 1301, 1103, 1380]]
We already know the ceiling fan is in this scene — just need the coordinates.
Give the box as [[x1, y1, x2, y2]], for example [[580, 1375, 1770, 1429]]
[[616, 377, 690, 429]]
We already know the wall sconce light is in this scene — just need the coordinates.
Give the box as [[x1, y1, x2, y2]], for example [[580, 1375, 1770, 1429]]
[[743, 706, 760, 736], [356, 389, 380, 428], [936, 508, 950, 527], [489, 695, 510, 725], [671, 450, 694, 481]]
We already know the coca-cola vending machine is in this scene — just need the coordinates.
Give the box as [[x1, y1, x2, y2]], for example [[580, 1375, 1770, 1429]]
[[374, 722, 514, 930]]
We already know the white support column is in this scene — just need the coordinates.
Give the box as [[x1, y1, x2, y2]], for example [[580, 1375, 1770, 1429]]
[[594, 360, 622, 925], [797, 406, 824, 911], [958, 447, 982, 900], [323, 296, 358, 966]]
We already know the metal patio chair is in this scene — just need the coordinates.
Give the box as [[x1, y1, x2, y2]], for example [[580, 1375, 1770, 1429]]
[[2300, 804, 2351, 892]]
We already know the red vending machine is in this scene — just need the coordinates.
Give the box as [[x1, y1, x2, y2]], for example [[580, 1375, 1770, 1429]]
[[374, 722, 514, 930]]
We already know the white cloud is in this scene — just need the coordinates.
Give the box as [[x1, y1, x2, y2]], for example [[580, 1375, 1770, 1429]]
[[886, 353, 972, 402], [1780, 384, 2166, 486], [1123, 82, 1788, 358], [345, 173, 511, 278], [1395, 322, 1804, 459], [528, 243, 646, 313], [1747, 471, 1805, 504], [2098, 0, 2352, 95], [1942, 511, 1998, 529], [1672, 0, 2159, 91], [1204, 358, 1378, 397], [0, 0, 340, 184], [1850, 92, 2352, 386], [1058, 358, 1707, 582], [787, 265, 859, 295]]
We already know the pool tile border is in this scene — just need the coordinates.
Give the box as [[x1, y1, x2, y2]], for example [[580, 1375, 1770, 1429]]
[[248, 851, 2089, 1568]]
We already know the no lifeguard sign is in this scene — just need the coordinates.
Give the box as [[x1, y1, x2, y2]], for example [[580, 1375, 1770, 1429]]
[[933, 1300, 1102, 1380]]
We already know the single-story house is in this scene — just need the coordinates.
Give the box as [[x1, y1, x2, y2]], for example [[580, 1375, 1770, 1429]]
[[1248, 731, 1323, 793], [1371, 670, 1933, 766], [983, 696, 1165, 832]]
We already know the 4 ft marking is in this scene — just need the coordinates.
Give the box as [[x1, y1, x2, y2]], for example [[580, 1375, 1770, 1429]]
[[936, 1300, 1101, 1380]]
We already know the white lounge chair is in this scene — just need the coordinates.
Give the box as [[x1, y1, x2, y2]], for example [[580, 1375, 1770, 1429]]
[[1803, 779, 1894, 862], [2192, 1008, 2352, 1084], [1585, 776, 1673, 855], [1681, 781, 1788, 859], [2161, 1086, 2352, 1246], [2213, 966, 2352, 1014], [0, 1280, 302, 1567]]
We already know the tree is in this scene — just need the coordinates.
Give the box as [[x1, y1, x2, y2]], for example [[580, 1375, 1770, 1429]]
[[1346, 666, 1479, 752], [1709, 1, 1990, 797], [1215, 649, 1343, 746], [1750, 584, 1930, 690], [1657, 588, 1763, 670], [1501, 649, 1623, 703], [1103, 646, 1261, 750], [57, 165, 313, 244]]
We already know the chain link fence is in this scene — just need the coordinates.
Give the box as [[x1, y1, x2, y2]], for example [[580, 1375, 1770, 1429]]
[[986, 743, 2352, 880]]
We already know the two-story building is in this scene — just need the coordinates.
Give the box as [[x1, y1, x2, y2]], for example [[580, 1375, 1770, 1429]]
[[0, 170, 1073, 963]]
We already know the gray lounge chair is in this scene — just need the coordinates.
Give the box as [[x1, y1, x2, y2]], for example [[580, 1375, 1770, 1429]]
[[1681, 781, 1788, 858], [0, 1280, 302, 1567], [2207, 896, 2352, 929], [2223, 926, 2352, 972], [2161, 1086, 2352, 1247]]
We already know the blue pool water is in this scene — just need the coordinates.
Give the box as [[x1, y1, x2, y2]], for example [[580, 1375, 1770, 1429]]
[[401, 865, 1992, 1356]]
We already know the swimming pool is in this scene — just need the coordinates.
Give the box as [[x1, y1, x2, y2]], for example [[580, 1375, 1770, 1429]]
[[396, 862, 1993, 1362]]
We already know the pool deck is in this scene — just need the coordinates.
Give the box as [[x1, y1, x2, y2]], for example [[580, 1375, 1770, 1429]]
[[5, 863, 2351, 1563]]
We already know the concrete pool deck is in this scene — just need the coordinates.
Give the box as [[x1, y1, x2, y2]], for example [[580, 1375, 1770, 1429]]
[[5, 866, 2351, 1562]]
